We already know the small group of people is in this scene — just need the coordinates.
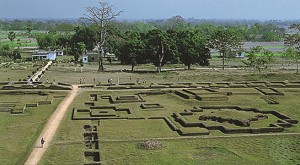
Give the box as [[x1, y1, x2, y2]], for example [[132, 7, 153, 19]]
[[45, 79, 55, 84], [76, 77, 147, 85], [136, 78, 147, 84], [108, 78, 113, 84], [79, 78, 86, 84]]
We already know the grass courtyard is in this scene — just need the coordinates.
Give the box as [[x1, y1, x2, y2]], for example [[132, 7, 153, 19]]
[[0, 57, 300, 164], [40, 86, 300, 164], [0, 91, 67, 164]]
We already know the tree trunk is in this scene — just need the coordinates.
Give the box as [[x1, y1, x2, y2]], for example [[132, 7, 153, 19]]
[[222, 51, 225, 70], [98, 47, 104, 72], [188, 64, 191, 70], [131, 65, 134, 72], [158, 39, 164, 73], [297, 59, 299, 74], [158, 60, 161, 73]]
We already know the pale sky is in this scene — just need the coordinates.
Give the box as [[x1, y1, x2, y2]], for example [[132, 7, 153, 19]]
[[0, 0, 299, 20]]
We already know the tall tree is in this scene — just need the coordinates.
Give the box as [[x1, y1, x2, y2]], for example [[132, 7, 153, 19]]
[[8, 31, 16, 42], [72, 26, 97, 51], [56, 34, 71, 50], [119, 31, 145, 71], [209, 28, 243, 70], [284, 24, 300, 74], [82, 2, 122, 71], [74, 42, 86, 62], [0, 44, 21, 60], [284, 47, 300, 74], [26, 20, 33, 34], [176, 30, 210, 69], [246, 46, 273, 74], [167, 15, 188, 30], [36, 34, 57, 50], [144, 29, 172, 73]]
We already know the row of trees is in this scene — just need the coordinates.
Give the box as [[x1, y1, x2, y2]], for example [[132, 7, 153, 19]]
[[35, 2, 242, 72], [0, 20, 76, 33], [36, 24, 212, 72], [34, 2, 300, 74], [0, 19, 286, 42], [117, 29, 210, 72], [284, 24, 300, 74]]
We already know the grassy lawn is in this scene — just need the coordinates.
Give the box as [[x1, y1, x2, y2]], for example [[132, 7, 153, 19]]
[[0, 63, 40, 82], [41, 60, 300, 85], [99, 135, 300, 165], [99, 119, 179, 140], [0, 91, 67, 164], [41, 87, 300, 164], [1, 53, 300, 164]]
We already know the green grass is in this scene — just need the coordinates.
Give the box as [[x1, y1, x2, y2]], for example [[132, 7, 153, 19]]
[[40, 60, 300, 85], [0, 39, 38, 47], [262, 45, 285, 49], [0, 63, 39, 81], [0, 91, 67, 164], [99, 119, 179, 140], [99, 135, 300, 165], [244, 52, 283, 57], [1, 57, 300, 164], [41, 87, 300, 164]]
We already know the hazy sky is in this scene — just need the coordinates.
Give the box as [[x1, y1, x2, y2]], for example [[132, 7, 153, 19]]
[[0, 0, 299, 20]]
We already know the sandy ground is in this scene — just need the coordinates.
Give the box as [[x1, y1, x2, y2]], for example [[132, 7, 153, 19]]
[[24, 85, 78, 165]]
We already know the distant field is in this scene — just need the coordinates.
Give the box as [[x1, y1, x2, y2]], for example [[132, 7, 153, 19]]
[[0, 30, 38, 47], [244, 42, 285, 52]]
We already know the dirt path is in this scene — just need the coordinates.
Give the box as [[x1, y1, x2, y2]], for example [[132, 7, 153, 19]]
[[24, 85, 78, 165], [30, 61, 52, 82]]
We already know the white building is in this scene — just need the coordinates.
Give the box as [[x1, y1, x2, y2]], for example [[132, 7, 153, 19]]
[[82, 54, 88, 63], [32, 50, 56, 60], [82, 52, 98, 63], [236, 52, 245, 58], [56, 49, 64, 56]]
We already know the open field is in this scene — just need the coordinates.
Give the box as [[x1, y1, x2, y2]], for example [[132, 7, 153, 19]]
[[243, 42, 285, 52], [40, 57, 300, 85], [0, 62, 41, 82], [0, 51, 300, 164], [97, 135, 300, 165], [40, 85, 300, 164], [0, 30, 38, 47], [0, 91, 67, 164]]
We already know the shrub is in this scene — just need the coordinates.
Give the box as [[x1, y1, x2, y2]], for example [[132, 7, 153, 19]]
[[139, 140, 163, 150]]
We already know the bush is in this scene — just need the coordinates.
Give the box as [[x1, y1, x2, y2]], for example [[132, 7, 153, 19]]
[[139, 140, 163, 150]]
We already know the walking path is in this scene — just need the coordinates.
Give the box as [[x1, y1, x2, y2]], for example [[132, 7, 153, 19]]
[[30, 61, 52, 82], [24, 85, 78, 165]]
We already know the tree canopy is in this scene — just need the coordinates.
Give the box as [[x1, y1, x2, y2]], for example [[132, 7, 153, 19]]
[[209, 28, 243, 70]]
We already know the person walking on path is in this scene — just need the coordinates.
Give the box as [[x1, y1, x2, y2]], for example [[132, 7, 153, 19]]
[[41, 138, 45, 148]]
